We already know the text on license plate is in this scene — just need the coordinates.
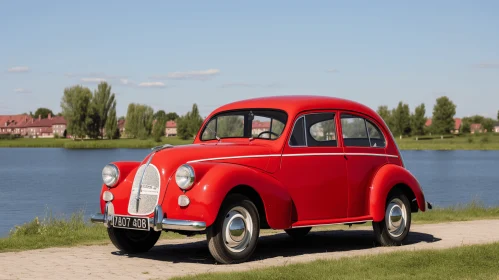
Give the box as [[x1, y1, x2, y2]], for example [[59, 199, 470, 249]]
[[112, 215, 149, 231]]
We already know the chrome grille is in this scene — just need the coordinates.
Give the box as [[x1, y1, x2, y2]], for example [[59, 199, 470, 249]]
[[128, 164, 161, 215]]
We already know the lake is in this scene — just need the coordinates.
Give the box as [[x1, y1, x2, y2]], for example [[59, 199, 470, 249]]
[[0, 148, 498, 236]]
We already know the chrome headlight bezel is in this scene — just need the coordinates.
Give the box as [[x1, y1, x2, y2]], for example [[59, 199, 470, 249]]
[[102, 164, 120, 187], [175, 164, 195, 190]]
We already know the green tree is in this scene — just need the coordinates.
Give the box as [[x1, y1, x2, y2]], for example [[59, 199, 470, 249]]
[[497, 110, 499, 121], [482, 118, 495, 132], [461, 117, 472, 133], [105, 101, 119, 139], [176, 115, 191, 140], [152, 116, 167, 142], [376, 105, 392, 129], [154, 110, 167, 120], [411, 103, 427, 136], [188, 104, 203, 136], [125, 104, 138, 137], [33, 108, 54, 119], [60, 85, 93, 139], [92, 82, 116, 138], [392, 102, 411, 136], [166, 112, 179, 121], [86, 102, 101, 139], [124, 103, 154, 139], [431, 96, 456, 134]]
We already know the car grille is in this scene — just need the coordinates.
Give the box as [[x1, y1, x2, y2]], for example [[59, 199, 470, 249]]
[[128, 163, 161, 215]]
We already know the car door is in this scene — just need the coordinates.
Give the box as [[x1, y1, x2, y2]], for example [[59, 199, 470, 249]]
[[280, 111, 348, 222], [340, 113, 388, 218]]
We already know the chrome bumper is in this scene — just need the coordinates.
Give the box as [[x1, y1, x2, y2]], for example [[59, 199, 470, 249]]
[[90, 203, 206, 232]]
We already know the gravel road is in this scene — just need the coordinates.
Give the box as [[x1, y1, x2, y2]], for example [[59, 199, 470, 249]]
[[1, 220, 498, 280]]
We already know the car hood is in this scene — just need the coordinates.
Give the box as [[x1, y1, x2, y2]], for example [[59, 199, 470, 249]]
[[145, 142, 276, 176]]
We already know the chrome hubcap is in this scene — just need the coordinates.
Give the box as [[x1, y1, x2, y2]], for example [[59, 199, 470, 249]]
[[385, 198, 407, 238], [222, 206, 253, 253]]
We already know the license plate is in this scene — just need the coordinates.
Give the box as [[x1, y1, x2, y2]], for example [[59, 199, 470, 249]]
[[112, 215, 149, 231]]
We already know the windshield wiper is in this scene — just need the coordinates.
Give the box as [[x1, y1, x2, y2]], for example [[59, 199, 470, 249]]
[[205, 126, 221, 141]]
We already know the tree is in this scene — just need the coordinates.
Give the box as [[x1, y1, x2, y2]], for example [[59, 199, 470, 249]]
[[377, 105, 391, 125], [482, 118, 495, 132], [166, 112, 179, 121], [153, 110, 167, 121], [33, 108, 54, 119], [411, 103, 427, 136], [188, 104, 203, 136], [124, 103, 154, 139], [105, 101, 119, 139], [152, 116, 166, 142], [176, 115, 191, 140], [92, 82, 116, 138], [60, 85, 93, 139], [86, 101, 101, 139], [391, 102, 411, 136], [431, 96, 456, 134]]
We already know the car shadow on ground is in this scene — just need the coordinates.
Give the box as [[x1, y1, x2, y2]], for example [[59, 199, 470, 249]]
[[113, 229, 441, 264]]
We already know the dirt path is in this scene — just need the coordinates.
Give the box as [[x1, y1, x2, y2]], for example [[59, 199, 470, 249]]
[[1, 220, 499, 280]]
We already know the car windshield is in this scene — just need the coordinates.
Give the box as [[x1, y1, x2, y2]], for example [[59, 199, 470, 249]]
[[201, 109, 288, 141]]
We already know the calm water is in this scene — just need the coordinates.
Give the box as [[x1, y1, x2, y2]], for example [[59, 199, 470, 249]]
[[0, 148, 498, 236]]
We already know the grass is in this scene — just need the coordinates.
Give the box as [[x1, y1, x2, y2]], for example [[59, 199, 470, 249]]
[[173, 242, 499, 280], [395, 133, 499, 150], [1, 202, 498, 253], [0, 137, 192, 149], [0, 210, 187, 253]]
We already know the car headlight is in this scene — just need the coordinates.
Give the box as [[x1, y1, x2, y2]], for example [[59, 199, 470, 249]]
[[102, 164, 120, 187], [175, 164, 195, 190]]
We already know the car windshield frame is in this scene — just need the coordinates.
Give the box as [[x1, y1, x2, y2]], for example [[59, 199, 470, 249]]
[[200, 109, 288, 141]]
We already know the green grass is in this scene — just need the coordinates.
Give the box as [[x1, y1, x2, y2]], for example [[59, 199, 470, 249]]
[[395, 133, 499, 150], [0, 211, 187, 253], [1, 202, 498, 253], [0, 137, 192, 149], [173, 242, 499, 280]]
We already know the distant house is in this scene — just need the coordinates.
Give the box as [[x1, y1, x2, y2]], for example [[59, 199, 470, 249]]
[[424, 118, 461, 134], [493, 122, 499, 133], [251, 121, 271, 136], [0, 114, 67, 138], [165, 121, 177, 137], [470, 123, 483, 134]]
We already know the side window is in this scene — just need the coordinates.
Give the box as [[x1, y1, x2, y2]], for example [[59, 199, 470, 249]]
[[289, 117, 306, 146], [341, 114, 370, 147], [305, 113, 337, 147], [366, 121, 386, 148]]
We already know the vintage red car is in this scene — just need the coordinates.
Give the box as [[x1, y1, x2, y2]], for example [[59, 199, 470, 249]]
[[91, 95, 430, 264]]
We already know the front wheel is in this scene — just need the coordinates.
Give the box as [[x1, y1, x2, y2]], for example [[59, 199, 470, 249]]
[[207, 194, 260, 264], [372, 190, 411, 246], [108, 227, 161, 254]]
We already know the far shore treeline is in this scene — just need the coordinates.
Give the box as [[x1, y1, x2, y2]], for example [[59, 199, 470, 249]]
[[6, 82, 499, 143], [58, 82, 203, 142]]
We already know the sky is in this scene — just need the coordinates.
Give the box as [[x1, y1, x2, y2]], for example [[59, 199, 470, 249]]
[[1, 1, 498, 119]]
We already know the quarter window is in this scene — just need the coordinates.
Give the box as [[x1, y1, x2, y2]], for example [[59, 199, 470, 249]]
[[341, 114, 385, 148], [289, 117, 306, 146]]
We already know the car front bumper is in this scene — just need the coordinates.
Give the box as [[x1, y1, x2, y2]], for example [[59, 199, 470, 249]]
[[90, 202, 206, 232]]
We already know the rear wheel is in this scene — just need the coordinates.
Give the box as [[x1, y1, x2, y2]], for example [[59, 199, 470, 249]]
[[372, 190, 411, 246], [207, 194, 260, 264], [285, 227, 312, 239], [108, 227, 161, 254]]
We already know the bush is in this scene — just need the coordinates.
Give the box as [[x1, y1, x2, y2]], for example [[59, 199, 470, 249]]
[[467, 136, 474, 143], [481, 135, 490, 143]]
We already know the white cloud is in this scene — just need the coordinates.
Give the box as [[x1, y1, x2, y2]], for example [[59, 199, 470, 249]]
[[8, 66, 30, 73], [138, 81, 166, 88], [81, 77, 107, 83], [120, 78, 132, 85], [326, 69, 339, 73], [474, 63, 499, 69], [151, 69, 220, 80], [14, 88, 31, 93]]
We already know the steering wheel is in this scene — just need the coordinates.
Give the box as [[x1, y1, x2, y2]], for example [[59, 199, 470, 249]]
[[257, 131, 279, 139]]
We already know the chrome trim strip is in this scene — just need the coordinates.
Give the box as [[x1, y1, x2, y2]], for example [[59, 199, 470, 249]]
[[187, 154, 282, 163], [188, 153, 398, 163], [292, 219, 373, 228], [135, 152, 156, 212]]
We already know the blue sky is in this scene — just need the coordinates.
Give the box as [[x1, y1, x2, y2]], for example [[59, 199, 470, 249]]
[[1, 1, 498, 118]]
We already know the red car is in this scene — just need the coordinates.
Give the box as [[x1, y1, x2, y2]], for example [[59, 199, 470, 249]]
[[91, 96, 430, 264]]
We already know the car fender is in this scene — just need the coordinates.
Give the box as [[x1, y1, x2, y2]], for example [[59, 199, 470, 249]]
[[162, 162, 293, 229], [99, 161, 140, 213], [369, 164, 426, 222]]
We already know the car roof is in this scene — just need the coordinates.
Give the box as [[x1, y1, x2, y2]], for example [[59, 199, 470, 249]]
[[211, 95, 381, 122]]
